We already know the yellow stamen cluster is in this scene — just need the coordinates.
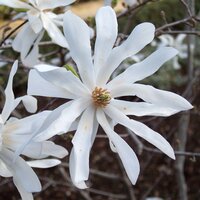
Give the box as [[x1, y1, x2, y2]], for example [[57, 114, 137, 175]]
[[92, 87, 111, 108]]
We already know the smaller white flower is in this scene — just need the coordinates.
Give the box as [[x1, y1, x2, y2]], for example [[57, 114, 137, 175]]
[[151, 34, 191, 69], [28, 7, 192, 189], [0, 0, 75, 67], [0, 61, 68, 200]]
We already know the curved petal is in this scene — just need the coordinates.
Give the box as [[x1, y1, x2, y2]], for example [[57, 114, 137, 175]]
[[63, 11, 95, 90], [97, 109, 140, 184], [14, 95, 37, 113], [27, 9, 43, 34], [1, 61, 18, 123], [13, 178, 33, 200], [0, 0, 32, 9], [28, 69, 76, 99], [21, 141, 68, 159], [111, 99, 179, 117], [41, 13, 69, 48], [107, 47, 178, 89], [34, 65, 90, 97], [0, 160, 12, 177], [94, 6, 118, 74], [12, 23, 44, 67], [34, 98, 90, 141], [110, 84, 193, 112], [104, 105, 175, 159], [97, 22, 155, 86], [70, 106, 96, 189], [0, 148, 41, 192], [36, 0, 75, 10], [27, 159, 61, 168]]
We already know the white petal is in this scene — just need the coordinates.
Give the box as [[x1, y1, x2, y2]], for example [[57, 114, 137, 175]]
[[28, 69, 76, 99], [110, 83, 193, 112], [69, 149, 88, 189], [1, 61, 18, 123], [64, 11, 95, 90], [35, 65, 89, 97], [22, 141, 68, 159], [34, 99, 90, 141], [36, 0, 75, 10], [111, 99, 179, 117], [94, 6, 118, 74], [27, 159, 61, 168], [0, 148, 41, 192], [0, 160, 12, 177], [41, 13, 69, 48], [13, 178, 34, 200], [22, 29, 44, 68], [97, 109, 140, 184], [107, 47, 178, 89], [0, 0, 32, 9], [97, 22, 155, 86], [27, 9, 43, 33], [70, 106, 96, 188], [104, 105, 175, 159], [13, 24, 44, 67], [14, 95, 37, 113]]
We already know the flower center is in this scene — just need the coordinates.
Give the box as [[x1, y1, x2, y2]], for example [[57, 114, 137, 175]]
[[92, 87, 111, 108]]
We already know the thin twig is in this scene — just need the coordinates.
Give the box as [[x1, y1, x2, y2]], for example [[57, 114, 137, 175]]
[[0, 20, 28, 47]]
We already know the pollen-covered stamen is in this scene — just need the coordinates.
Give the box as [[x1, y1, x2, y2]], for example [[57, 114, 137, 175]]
[[92, 87, 111, 108]]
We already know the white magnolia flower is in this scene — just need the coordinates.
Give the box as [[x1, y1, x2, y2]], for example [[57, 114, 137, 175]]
[[0, 61, 68, 200], [0, 0, 75, 67], [151, 34, 189, 69], [28, 7, 192, 189]]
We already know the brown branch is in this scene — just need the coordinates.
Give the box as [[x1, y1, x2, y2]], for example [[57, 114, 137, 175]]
[[117, 0, 160, 19], [0, 20, 28, 47]]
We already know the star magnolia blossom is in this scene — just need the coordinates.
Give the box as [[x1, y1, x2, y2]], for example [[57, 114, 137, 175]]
[[0, 61, 68, 200], [0, 0, 75, 67], [28, 7, 192, 188]]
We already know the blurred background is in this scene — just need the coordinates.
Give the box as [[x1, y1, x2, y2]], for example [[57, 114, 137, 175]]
[[0, 0, 200, 199]]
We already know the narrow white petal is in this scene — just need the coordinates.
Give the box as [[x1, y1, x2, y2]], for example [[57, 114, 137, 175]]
[[104, 105, 175, 159], [97, 22, 155, 86], [70, 106, 96, 188], [14, 95, 37, 113], [22, 141, 68, 159], [108, 47, 178, 88], [0, 148, 41, 192], [97, 109, 140, 184], [34, 99, 90, 141], [36, 0, 75, 10], [28, 69, 76, 99], [109, 83, 193, 112], [69, 149, 88, 189], [41, 13, 69, 48], [0, 160, 12, 177], [27, 159, 61, 168], [94, 6, 118, 75], [111, 99, 179, 117], [35, 65, 89, 97], [0, 0, 32, 9], [21, 30, 44, 68], [13, 178, 33, 200], [64, 11, 95, 90], [1, 61, 18, 122], [27, 9, 43, 34], [13, 24, 43, 67]]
